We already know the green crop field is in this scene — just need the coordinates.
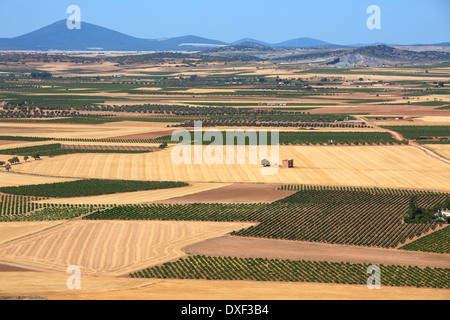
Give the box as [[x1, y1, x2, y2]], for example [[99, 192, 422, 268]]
[[0, 136, 50, 142], [0, 179, 188, 198], [130, 255, 450, 289], [167, 131, 400, 145], [400, 226, 450, 254], [382, 126, 450, 139], [0, 193, 47, 217]]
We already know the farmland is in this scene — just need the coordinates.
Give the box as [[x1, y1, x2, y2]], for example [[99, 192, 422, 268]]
[[0, 179, 188, 197], [0, 48, 449, 301], [131, 255, 450, 289], [85, 187, 449, 248], [0, 220, 254, 276], [383, 126, 450, 141], [0, 143, 159, 156], [400, 226, 450, 254], [8, 145, 450, 192]]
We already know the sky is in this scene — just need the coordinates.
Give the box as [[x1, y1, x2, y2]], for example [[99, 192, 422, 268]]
[[0, 0, 448, 45]]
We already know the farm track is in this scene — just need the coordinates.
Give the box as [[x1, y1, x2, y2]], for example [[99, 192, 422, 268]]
[[363, 116, 450, 164]]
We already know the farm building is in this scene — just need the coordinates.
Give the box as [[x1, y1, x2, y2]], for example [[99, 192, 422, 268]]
[[282, 159, 294, 169]]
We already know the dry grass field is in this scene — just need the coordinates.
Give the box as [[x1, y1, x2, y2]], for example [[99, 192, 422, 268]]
[[0, 171, 75, 187], [1, 273, 448, 300], [0, 271, 154, 298], [10, 145, 450, 191], [0, 220, 254, 276], [424, 144, 450, 160], [0, 221, 63, 245], [52, 279, 450, 300]]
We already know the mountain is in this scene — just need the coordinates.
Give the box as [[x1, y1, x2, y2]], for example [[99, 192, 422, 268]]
[[0, 20, 227, 51], [231, 38, 272, 47], [1, 20, 447, 52], [274, 37, 334, 48]]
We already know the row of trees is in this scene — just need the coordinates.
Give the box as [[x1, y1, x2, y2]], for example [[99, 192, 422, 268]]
[[0, 154, 40, 171]]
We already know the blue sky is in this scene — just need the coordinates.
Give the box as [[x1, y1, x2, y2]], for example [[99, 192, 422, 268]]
[[0, 0, 448, 44]]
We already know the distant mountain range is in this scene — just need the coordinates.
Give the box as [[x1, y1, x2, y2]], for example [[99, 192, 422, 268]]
[[0, 20, 448, 51]]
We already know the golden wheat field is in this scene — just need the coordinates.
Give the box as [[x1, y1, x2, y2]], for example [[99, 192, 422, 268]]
[[10, 145, 450, 191], [2, 274, 448, 300], [0, 171, 75, 187], [0, 272, 153, 298], [0, 221, 63, 245], [52, 279, 450, 300], [0, 220, 254, 276], [424, 144, 450, 160]]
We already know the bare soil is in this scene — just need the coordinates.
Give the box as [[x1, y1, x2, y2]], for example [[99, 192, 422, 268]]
[[0, 263, 33, 272], [107, 130, 176, 140], [184, 236, 450, 268], [157, 183, 296, 204], [0, 140, 27, 146]]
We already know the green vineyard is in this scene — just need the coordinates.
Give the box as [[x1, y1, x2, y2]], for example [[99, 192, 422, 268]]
[[86, 186, 449, 248], [0, 193, 47, 217], [400, 226, 450, 254], [0, 179, 188, 198], [0, 193, 105, 221], [130, 255, 450, 289], [85, 203, 263, 222]]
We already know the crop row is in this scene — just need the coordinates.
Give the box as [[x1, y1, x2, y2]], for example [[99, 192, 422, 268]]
[[0, 179, 188, 198], [382, 126, 450, 140], [400, 226, 450, 254], [277, 184, 448, 197], [130, 255, 450, 289], [167, 131, 401, 145], [0, 201, 110, 222], [0, 193, 46, 216]]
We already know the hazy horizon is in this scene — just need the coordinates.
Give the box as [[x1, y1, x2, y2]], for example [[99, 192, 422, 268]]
[[0, 0, 449, 45]]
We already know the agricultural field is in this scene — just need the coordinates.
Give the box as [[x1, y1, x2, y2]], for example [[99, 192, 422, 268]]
[[382, 126, 450, 141], [0, 179, 188, 197], [8, 145, 450, 192], [1, 47, 450, 301], [400, 226, 450, 254], [85, 187, 449, 248], [130, 255, 450, 289], [0, 220, 254, 276]]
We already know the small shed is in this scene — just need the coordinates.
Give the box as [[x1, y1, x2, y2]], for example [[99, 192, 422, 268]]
[[282, 159, 294, 169]]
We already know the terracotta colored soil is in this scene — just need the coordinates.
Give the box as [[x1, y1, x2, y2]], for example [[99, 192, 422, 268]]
[[0, 140, 27, 146], [108, 130, 176, 140], [184, 236, 450, 268], [0, 263, 33, 272], [157, 184, 296, 204]]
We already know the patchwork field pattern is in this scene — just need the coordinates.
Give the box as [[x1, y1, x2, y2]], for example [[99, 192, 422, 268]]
[[0, 220, 254, 276], [9, 145, 450, 191]]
